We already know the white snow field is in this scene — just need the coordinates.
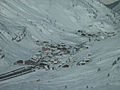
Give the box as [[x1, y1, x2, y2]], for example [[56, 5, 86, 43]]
[[0, 0, 120, 90]]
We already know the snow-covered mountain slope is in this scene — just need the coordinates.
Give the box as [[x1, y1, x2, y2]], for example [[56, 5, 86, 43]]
[[0, 34, 120, 90], [111, 1, 120, 15], [105, 0, 120, 9], [100, 0, 119, 5], [105, 0, 120, 30], [0, 0, 118, 66], [0, 0, 120, 90], [106, 0, 120, 14]]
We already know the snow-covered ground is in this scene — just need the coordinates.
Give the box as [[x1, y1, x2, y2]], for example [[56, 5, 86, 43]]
[[110, 0, 120, 14], [0, 0, 120, 90], [0, 34, 120, 90]]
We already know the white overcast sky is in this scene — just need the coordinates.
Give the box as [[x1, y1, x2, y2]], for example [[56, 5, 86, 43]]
[[100, 0, 118, 4]]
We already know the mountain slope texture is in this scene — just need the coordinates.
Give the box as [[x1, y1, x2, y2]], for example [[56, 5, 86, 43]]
[[0, 0, 120, 90]]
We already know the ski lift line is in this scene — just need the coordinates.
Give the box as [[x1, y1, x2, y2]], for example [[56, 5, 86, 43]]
[[0, 69, 34, 82], [0, 66, 35, 82], [0, 67, 25, 77], [0, 68, 27, 79]]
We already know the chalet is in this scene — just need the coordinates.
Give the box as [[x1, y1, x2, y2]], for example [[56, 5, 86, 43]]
[[42, 47, 50, 51], [78, 30, 81, 32], [14, 60, 23, 65], [37, 63, 48, 67], [84, 58, 90, 63], [77, 60, 86, 65], [25, 60, 36, 65], [57, 47, 67, 51], [36, 40, 41, 46], [62, 64, 69, 68], [80, 62, 86, 65]]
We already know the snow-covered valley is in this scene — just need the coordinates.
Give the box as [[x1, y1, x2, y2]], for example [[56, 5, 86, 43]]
[[0, 0, 120, 90]]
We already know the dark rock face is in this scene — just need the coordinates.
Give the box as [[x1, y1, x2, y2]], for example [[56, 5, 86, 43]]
[[105, 0, 120, 9]]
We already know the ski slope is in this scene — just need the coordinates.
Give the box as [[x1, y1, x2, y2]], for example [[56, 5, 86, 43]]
[[0, 34, 120, 90], [0, 0, 120, 90]]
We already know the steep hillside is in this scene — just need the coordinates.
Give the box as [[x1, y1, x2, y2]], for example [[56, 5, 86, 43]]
[[0, 0, 120, 90], [0, 0, 118, 67], [105, 0, 120, 15], [0, 31, 120, 90], [105, 0, 120, 9], [111, 0, 120, 14], [105, 0, 120, 30]]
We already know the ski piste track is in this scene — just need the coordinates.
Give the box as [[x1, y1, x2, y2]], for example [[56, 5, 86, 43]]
[[0, 66, 35, 82]]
